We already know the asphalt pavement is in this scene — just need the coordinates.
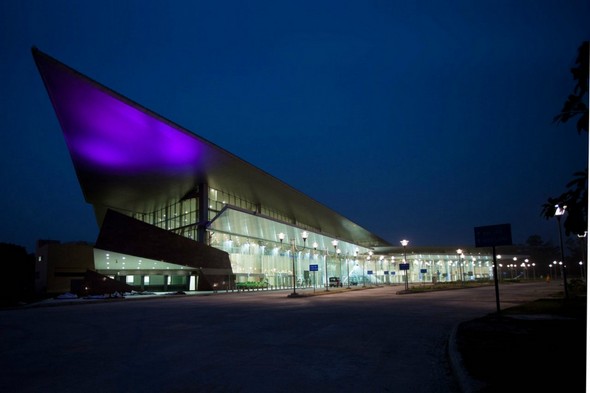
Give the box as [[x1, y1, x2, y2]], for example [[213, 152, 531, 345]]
[[0, 282, 565, 393]]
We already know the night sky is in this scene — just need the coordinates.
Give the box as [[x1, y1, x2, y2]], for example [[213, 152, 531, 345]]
[[1, 1, 588, 252]]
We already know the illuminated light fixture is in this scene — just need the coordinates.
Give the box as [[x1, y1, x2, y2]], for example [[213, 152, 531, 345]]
[[401, 239, 409, 291], [554, 204, 569, 298]]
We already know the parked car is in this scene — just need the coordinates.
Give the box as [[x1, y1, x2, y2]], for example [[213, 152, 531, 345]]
[[329, 277, 342, 287]]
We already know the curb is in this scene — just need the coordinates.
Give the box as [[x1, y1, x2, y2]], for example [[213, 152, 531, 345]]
[[447, 323, 486, 393]]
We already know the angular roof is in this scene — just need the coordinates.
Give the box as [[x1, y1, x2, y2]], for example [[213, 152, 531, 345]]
[[32, 47, 391, 248]]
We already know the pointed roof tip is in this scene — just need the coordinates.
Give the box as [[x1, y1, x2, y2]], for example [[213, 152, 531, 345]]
[[31, 47, 59, 65], [31, 46, 48, 64]]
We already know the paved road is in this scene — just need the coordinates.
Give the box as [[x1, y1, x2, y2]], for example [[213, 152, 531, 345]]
[[0, 282, 562, 393]]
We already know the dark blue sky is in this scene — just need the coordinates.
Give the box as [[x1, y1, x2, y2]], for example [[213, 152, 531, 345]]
[[1, 1, 588, 252]]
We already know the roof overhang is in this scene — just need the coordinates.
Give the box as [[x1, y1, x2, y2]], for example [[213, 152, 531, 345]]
[[94, 248, 194, 274], [209, 205, 373, 254]]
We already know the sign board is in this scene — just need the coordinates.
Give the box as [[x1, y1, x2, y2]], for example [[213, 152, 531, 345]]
[[384, 271, 389, 275], [474, 223, 512, 247], [420, 269, 427, 273], [399, 263, 410, 270], [309, 264, 318, 271], [367, 270, 373, 275]]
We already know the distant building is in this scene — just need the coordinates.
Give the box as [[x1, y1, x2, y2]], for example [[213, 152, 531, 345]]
[[35, 240, 94, 295], [33, 48, 501, 294]]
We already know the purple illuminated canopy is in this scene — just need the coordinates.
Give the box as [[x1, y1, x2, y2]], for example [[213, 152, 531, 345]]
[[32, 47, 390, 247]]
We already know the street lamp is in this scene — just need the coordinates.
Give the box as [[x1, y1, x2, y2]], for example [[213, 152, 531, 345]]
[[346, 251, 351, 288], [368, 251, 374, 286], [314, 239, 338, 291], [578, 232, 587, 281], [401, 239, 409, 290], [332, 240, 339, 287], [382, 255, 385, 285], [352, 248, 359, 287], [344, 252, 350, 289], [390, 256, 395, 285], [336, 248, 342, 285], [555, 204, 569, 298], [279, 231, 308, 297], [456, 249, 464, 284]]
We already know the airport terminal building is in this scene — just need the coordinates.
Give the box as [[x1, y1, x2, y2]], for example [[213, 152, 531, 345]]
[[32, 48, 495, 295]]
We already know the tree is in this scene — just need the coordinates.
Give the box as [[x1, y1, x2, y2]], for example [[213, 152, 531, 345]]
[[553, 41, 589, 134], [541, 41, 588, 236]]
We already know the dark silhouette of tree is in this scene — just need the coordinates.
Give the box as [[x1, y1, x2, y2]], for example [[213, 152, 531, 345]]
[[553, 41, 589, 134], [0, 243, 35, 306], [541, 41, 588, 236]]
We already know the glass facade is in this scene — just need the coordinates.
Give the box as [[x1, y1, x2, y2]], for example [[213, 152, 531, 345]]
[[124, 185, 494, 290]]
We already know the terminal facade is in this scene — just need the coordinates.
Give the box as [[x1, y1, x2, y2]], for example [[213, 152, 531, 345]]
[[32, 48, 496, 295]]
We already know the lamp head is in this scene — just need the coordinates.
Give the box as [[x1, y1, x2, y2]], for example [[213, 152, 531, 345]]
[[554, 204, 567, 216]]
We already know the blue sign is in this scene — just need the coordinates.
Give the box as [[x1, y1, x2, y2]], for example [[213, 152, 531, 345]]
[[399, 263, 410, 270], [309, 264, 318, 271], [384, 271, 389, 275], [420, 269, 427, 273], [367, 270, 373, 275]]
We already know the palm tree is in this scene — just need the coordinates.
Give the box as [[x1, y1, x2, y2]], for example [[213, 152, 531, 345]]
[[541, 41, 588, 236]]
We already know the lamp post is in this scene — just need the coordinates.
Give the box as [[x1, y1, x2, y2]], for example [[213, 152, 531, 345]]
[[279, 231, 308, 297], [382, 255, 385, 284], [367, 251, 373, 286], [555, 204, 569, 299], [314, 239, 338, 291], [390, 256, 395, 285], [362, 254, 367, 287], [337, 248, 342, 285], [456, 249, 464, 284], [578, 231, 587, 281], [346, 252, 351, 288], [401, 239, 409, 291], [332, 240, 339, 287]]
